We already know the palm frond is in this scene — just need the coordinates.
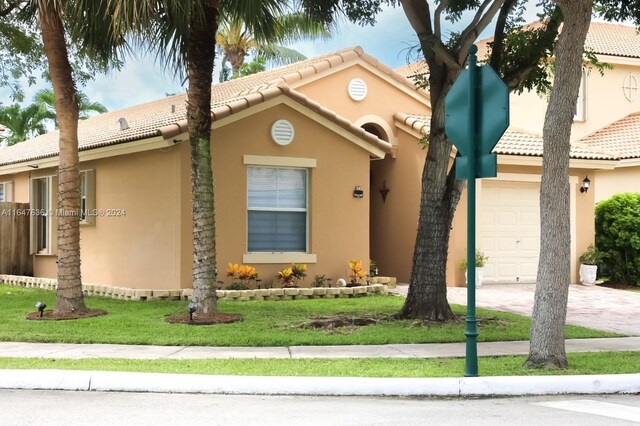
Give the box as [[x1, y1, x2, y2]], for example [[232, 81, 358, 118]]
[[256, 44, 307, 66]]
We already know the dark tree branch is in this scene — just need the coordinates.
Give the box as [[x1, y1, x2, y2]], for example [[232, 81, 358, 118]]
[[502, 8, 563, 89], [457, 0, 506, 64], [401, 0, 433, 41], [0, 0, 22, 17], [434, 0, 449, 38], [489, 0, 517, 70]]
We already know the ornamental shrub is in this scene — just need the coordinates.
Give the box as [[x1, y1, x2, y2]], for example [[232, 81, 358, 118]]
[[594, 192, 640, 286]]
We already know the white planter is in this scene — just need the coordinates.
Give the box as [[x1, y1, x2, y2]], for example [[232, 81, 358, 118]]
[[579, 264, 598, 286], [465, 268, 484, 287]]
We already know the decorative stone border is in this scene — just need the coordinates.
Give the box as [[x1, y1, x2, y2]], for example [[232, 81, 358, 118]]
[[0, 274, 390, 302]]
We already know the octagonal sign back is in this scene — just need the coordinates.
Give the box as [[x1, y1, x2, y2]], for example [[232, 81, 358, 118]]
[[445, 65, 509, 155]]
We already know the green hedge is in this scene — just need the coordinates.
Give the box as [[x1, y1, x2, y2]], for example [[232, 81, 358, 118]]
[[595, 192, 640, 286]]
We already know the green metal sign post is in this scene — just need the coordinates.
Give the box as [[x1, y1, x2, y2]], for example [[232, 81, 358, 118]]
[[444, 45, 509, 377]]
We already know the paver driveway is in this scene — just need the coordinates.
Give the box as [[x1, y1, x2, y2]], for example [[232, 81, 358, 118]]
[[394, 284, 640, 336]]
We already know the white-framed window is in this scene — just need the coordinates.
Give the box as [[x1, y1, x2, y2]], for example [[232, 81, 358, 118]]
[[29, 176, 57, 255], [247, 167, 308, 253], [79, 169, 95, 225], [574, 68, 587, 121], [0, 181, 12, 202]]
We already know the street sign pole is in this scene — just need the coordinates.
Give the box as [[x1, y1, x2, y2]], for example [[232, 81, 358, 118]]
[[464, 45, 479, 378], [445, 44, 509, 378]]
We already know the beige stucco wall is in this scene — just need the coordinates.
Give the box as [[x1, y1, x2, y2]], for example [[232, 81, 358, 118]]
[[510, 62, 640, 140], [370, 130, 427, 283], [297, 63, 428, 142], [8, 148, 184, 289], [5, 101, 374, 289], [179, 102, 372, 288], [594, 166, 640, 203]]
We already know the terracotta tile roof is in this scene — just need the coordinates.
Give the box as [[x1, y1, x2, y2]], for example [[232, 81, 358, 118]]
[[396, 21, 640, 80], [393, 113, 618, 160], [577, 112, 640, 159], [585, 22, 640, 59], [0, 47, 406, 167]]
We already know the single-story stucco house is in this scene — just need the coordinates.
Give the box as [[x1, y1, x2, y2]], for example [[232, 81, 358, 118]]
[[0, 21, 638, 290]]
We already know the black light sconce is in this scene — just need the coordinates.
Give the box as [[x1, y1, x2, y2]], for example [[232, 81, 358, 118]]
[[580, 176, 591, 193], [353, 186, 364, 198], [379, 181, 390, 203]]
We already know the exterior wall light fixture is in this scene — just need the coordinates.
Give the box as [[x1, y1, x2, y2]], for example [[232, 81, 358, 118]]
[[379, 181, 390, 203], [580, 176, 591, 193], [353, 186, 364, 198]]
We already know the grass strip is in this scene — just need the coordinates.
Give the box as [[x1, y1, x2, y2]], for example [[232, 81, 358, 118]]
[[0, 285, 619, 346], [0, 352, 637, 377]]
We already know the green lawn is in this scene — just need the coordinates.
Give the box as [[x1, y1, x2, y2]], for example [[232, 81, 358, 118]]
[[0, 285, 619, 346], [0, 352, 637, 377]]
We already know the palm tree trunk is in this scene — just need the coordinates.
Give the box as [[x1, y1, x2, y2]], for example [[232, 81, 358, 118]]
[[526, 0, 592, 369], [38, 2, 86, 314], [186, 0, 220, 317]]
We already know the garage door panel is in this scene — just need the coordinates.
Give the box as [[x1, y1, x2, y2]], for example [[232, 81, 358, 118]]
[[498, 212, 518, 226], [481, 181, 540, 284], [520, 211, 539, 226]]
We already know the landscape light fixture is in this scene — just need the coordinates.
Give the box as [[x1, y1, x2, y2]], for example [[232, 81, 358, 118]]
[[35, 301, 46, 318], [580, 176, 591, 193], [188, 302, 197, 322]]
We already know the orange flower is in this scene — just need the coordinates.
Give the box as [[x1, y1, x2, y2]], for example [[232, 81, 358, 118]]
[[238, 265, 257, 280], [226, 263, 240, 277]]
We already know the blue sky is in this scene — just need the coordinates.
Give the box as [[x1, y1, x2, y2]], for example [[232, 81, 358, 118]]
[[4, 2, 545, 113]]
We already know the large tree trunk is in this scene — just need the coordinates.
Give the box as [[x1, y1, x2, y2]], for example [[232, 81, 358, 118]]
[[186, 0, 221, 317], [398, 61, 464, 320], [526, 0, 592, 369], [38, 2, 86, 314]]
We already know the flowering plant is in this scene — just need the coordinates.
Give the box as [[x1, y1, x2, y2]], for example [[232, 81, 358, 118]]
[[278, 263, 307, 287], [226, 263, 258, 288], [348, 260, 368, 285]]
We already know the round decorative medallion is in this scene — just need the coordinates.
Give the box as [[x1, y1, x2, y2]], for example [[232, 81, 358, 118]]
[[271, 120, 295, 145], [348, 78, 368, 101]]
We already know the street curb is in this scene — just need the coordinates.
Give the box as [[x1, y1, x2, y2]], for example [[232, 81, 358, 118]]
[[0, 370, 639, 397]]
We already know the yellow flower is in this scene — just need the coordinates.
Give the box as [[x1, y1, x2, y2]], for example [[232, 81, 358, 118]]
[[278, 267, 293, 279], [349, 260, 363, 273], [238, 265, 257, 280], [226, 263, 240, 277]]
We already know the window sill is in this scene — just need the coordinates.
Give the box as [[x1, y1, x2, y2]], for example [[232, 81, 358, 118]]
[[243, 253, 317, 264]]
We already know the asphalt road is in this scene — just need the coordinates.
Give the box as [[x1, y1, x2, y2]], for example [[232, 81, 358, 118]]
[[0, 390, 638, 425]]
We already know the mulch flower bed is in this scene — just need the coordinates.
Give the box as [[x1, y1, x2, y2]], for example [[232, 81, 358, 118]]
[[165, 312, 243, 325], [26, 309, 107, 321]]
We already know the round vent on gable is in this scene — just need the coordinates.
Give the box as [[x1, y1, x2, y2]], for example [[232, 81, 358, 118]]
[[348, 78, 368, 101], [271, 119, 295, 145]]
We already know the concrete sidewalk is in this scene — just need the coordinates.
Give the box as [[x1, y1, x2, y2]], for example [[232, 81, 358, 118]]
[[0, 337, 638, 360], [1, 338, 639, 398]]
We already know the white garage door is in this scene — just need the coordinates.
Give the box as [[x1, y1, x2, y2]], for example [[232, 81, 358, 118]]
[[480, 181, 540, 283]]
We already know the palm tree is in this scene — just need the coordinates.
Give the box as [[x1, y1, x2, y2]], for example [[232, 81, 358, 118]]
[[34, 88, 108, 128], [0, 103, 48, 145], [216, 12, 330, 79], [25, 0, 127, 315], [109, 0, 336, 317]]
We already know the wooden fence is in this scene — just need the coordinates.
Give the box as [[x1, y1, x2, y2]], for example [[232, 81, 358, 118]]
[[0, 202, 32, 276]]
